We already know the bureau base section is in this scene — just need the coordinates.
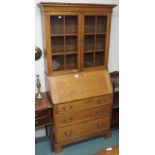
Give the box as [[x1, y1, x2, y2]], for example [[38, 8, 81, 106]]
[[53, 129, 112, 153]]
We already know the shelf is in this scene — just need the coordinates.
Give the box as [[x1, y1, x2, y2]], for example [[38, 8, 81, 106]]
[[84, 33, 95, 35], [95, 49, 104, 52], [96, 33, 106, 35], [65, 34, 77, 36], [51, 34, 78, 37], [52, 51, 77, 55], [84, 50, 94, 53], [51, 34, 64, 37], [66, 51, 77, 55], [84, 50, 104, 53], [52, 52, 64, 56], [84, 33, 106, 35]]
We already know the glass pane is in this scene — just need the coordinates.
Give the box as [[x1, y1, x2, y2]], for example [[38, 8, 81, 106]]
[[52, 55, 64, 71], [84, 53, 94, 68], [96, 35, 105, 51], [85, 16, 95, 33], [84, 35, 95, 52], [66, 54, 77, 70], [95, 51, 104, 66], [65, 16, 78, 34], [97, 16, 107, 33], [66, 36, 77, 53], [50, 16, 64, 35], [51, 36, 64, 53]]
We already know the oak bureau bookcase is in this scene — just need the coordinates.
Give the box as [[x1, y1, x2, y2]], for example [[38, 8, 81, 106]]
[[38, 2, 116, 152]]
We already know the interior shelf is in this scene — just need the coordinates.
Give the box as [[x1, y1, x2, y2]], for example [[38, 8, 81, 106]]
[[84, 50, 94, 53], [52, 52, 64, 56], [95, 49, 105, 52], [51, 34, 78, 37]]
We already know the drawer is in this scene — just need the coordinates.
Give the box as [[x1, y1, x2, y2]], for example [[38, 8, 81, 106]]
[[35, 116, 51, 127], [56, 117, 110, 143], [55, 105, 112, 127], [35, 109, 50, 119], [57, 95, 112, 114]]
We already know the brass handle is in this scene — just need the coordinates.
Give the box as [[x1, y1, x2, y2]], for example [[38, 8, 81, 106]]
[[64, 117, 72, 123], [98, 100, 104, 104], [63, 105, 73, 111], [64, 130, 73, 137], [96, 111, 104, 116], [97, 124, 104, 129]]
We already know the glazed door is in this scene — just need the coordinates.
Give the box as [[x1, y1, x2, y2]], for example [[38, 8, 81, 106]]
[[81, 14, 109, 70], [49, 13, 81, 75]]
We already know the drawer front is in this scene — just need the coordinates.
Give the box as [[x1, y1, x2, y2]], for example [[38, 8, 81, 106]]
[[35, 109, 50, 119], [57, 95, 112, 114], [55, 105, 111, 127], [56, 117, 110, 142]]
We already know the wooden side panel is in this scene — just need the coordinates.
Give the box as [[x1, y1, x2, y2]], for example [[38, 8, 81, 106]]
[[104, 14, 112, 68], [49, 70, 113, 104], [41, 13, 52, 75]]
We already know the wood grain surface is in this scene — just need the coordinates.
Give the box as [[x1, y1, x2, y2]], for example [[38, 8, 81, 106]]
[[49, 70, 113, 104]]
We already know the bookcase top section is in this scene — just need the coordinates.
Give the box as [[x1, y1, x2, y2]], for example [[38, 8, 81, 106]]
[[38, 2, 117, 12], [48, 70, 113, 104]]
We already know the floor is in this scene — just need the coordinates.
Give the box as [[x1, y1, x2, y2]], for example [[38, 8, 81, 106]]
[[35, 128, 119, 155]]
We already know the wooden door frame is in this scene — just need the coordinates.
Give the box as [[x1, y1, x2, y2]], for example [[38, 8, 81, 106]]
[[46, 12, 82, 75], [80, 13, 111, 72]]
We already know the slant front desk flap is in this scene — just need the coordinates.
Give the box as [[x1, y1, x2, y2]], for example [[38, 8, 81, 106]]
[[48, 70, 113, 104]]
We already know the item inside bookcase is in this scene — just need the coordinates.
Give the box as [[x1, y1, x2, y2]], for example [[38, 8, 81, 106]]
[[96, 35, 105, 51], [84, 35, 95, 52], [84, 53, 93, 67], [66, 36, 77, 53], [97, 16, 107, 33], [66, 54, 77, 69], [52, 55, 64, 71], [85, 16, 95, 33], [51, 36, 64, 53], [65, 16, 78, 34], [95, 52, 105, 66], [50, 16, 64, 35]]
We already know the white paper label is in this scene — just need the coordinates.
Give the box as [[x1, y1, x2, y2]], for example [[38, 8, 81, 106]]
[[75, 74, 79, 78], [106, 147, 113, 151]]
